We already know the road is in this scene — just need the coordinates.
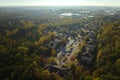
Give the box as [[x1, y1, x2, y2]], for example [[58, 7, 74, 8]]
[[56, 37, 81, 67]]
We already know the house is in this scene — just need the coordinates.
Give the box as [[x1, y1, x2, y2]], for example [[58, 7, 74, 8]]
[[81, 56, 92, 62], [43, 64, 70, 77], [87, 40, 95, 45], [88, 32, 95, 39], [85, 44, 95, 53]]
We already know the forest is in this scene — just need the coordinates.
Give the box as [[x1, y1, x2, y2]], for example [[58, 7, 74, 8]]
[[0, 7, 120, 80]]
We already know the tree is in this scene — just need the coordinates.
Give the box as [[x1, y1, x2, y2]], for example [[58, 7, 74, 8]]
[[17, 46, 29, 55], [51, 49, 56, 57]]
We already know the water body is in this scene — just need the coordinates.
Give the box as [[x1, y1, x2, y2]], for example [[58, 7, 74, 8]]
[[60, 13, 81, 16]]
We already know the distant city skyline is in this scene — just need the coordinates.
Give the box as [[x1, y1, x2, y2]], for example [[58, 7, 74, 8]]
[[0, 0, 120, 7]]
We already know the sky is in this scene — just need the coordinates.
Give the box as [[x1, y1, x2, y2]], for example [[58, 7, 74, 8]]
[[0, 0, 120, 6]]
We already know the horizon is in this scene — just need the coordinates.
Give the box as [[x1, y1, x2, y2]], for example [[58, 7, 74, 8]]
[[0, 5, 120, 8], [0, 0, 120, 7]]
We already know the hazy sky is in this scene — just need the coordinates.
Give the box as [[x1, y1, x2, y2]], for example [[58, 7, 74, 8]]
[[0, 0, 120, 6]]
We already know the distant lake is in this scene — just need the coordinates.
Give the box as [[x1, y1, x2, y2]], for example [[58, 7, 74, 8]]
[[60, 13, 80, 16], [79, 11, 90, 13]]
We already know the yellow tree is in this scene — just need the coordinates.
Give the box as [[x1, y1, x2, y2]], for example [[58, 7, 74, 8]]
[[51, 49, 56, 57]]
